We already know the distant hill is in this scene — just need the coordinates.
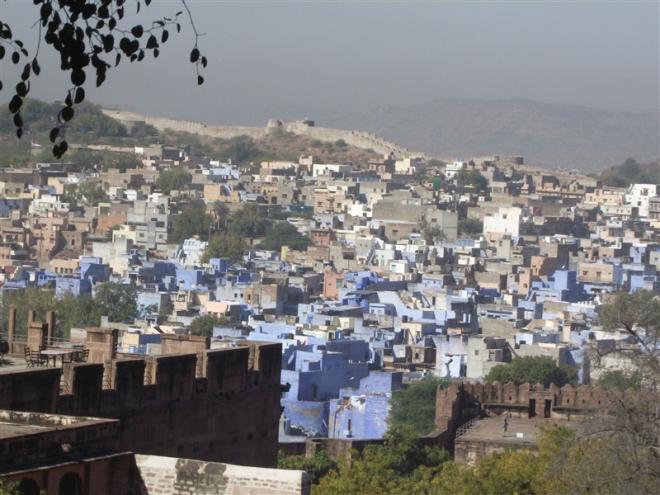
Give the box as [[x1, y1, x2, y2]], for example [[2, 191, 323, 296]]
[[321, 98, 659, 171]]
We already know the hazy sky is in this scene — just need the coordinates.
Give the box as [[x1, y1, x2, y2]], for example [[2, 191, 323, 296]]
[[2, 0, 659, 125]]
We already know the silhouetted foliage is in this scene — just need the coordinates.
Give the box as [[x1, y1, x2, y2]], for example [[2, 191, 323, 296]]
[[0, 0, 206, 157]]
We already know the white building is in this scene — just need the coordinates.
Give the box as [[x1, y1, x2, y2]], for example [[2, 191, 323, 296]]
[[312, 163, 352, 178], [483, 207, 521, 237], [444, 160, 466, 180], [624, 183, 657, 218]]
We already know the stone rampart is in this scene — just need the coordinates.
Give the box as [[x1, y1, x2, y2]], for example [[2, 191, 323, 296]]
[[102, 109, 416, 158]]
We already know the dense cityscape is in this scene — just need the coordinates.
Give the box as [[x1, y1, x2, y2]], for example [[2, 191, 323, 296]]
[[0, 1, 658, 495]]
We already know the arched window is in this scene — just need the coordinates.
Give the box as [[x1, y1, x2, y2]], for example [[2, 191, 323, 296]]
[[17, 478, 40, 495], [59, 472, 83, 495]]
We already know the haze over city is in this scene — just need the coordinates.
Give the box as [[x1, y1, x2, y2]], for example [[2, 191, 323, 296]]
[[4, 0, 659, 124]]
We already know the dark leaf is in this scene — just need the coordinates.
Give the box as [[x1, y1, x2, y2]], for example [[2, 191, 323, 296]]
[[32, 58, 41, 75], [119, 37, 132, 54], [65, 92, 72, 107], [16, 128, 23, 139], [74, 87, 85, 104], [190, 48, 200, 63], [161, 30, 169, 43], [8, 95, 22, 113], [13, 113, 22, 128], [146, 35, 158, 49], [103, 34, 114, 52], [115, 53, 121, 66], [108, 17, 116, 29], [153, 48, 159, 58], [197, 75, 204, 85], [15, 81, 28, 97], [71, 69, 86, 86], [61, 106, 74, 122], [49, 127, 59, 143], [0, 45, 5, 59], [21, 63, 30, 81], [201, 56, 208, 68], [11, 51, 19, 64], [96, 71, 106, 87], [131, 25, 144, 38]]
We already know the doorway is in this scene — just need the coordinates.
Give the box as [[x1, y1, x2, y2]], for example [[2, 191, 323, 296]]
[[528, 399, 536, 418], [544, 399, 552, 418]]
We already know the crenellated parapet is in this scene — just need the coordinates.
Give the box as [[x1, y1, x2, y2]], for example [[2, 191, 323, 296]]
[[436, 380, 636, 437], [0, 341, 284, 467]]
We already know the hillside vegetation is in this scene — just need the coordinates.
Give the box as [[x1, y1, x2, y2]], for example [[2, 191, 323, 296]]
[[1, 99, 381, 167], [0, 99, 158, 143]]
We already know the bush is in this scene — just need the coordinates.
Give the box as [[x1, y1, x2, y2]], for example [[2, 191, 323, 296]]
[[277, 451, 337, 484]]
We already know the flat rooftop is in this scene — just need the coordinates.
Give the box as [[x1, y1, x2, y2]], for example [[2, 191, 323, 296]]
[[0, 357, 61, 374], [457, 416, 582, 446], [0, 410, 115, 440]]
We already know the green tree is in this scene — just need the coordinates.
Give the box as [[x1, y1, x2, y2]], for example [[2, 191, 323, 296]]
[[259, 222, 310, 251], [278, 451, 337, 485], [201, 233, 247, 263], [598, 290, 660, 375], [156, 167, 192, 194], [0, 481, 20, 495], [188, 314, 227, 337], [420, 219, 446, 244], [63, 179, 108, 207], [458, 217, 483, 237], [169, 201, 213, 243], [456, 169, 489, 192], [389, 376, 450, 436], [313, 427, 449, 495], [486, 356, 576, 387], [94, 283, 138, 323], [0, 288, 57, 338], [228, 204, 271, 245], [55, 293, 101, 338]]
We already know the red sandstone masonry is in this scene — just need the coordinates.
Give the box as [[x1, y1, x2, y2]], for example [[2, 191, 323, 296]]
[[0, 342, 284, 468], [435, 381, 633, 433]]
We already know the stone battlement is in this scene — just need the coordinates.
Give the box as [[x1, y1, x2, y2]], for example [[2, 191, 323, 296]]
[[0, 342, 283, 467], [434, 381, 635, 453]]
